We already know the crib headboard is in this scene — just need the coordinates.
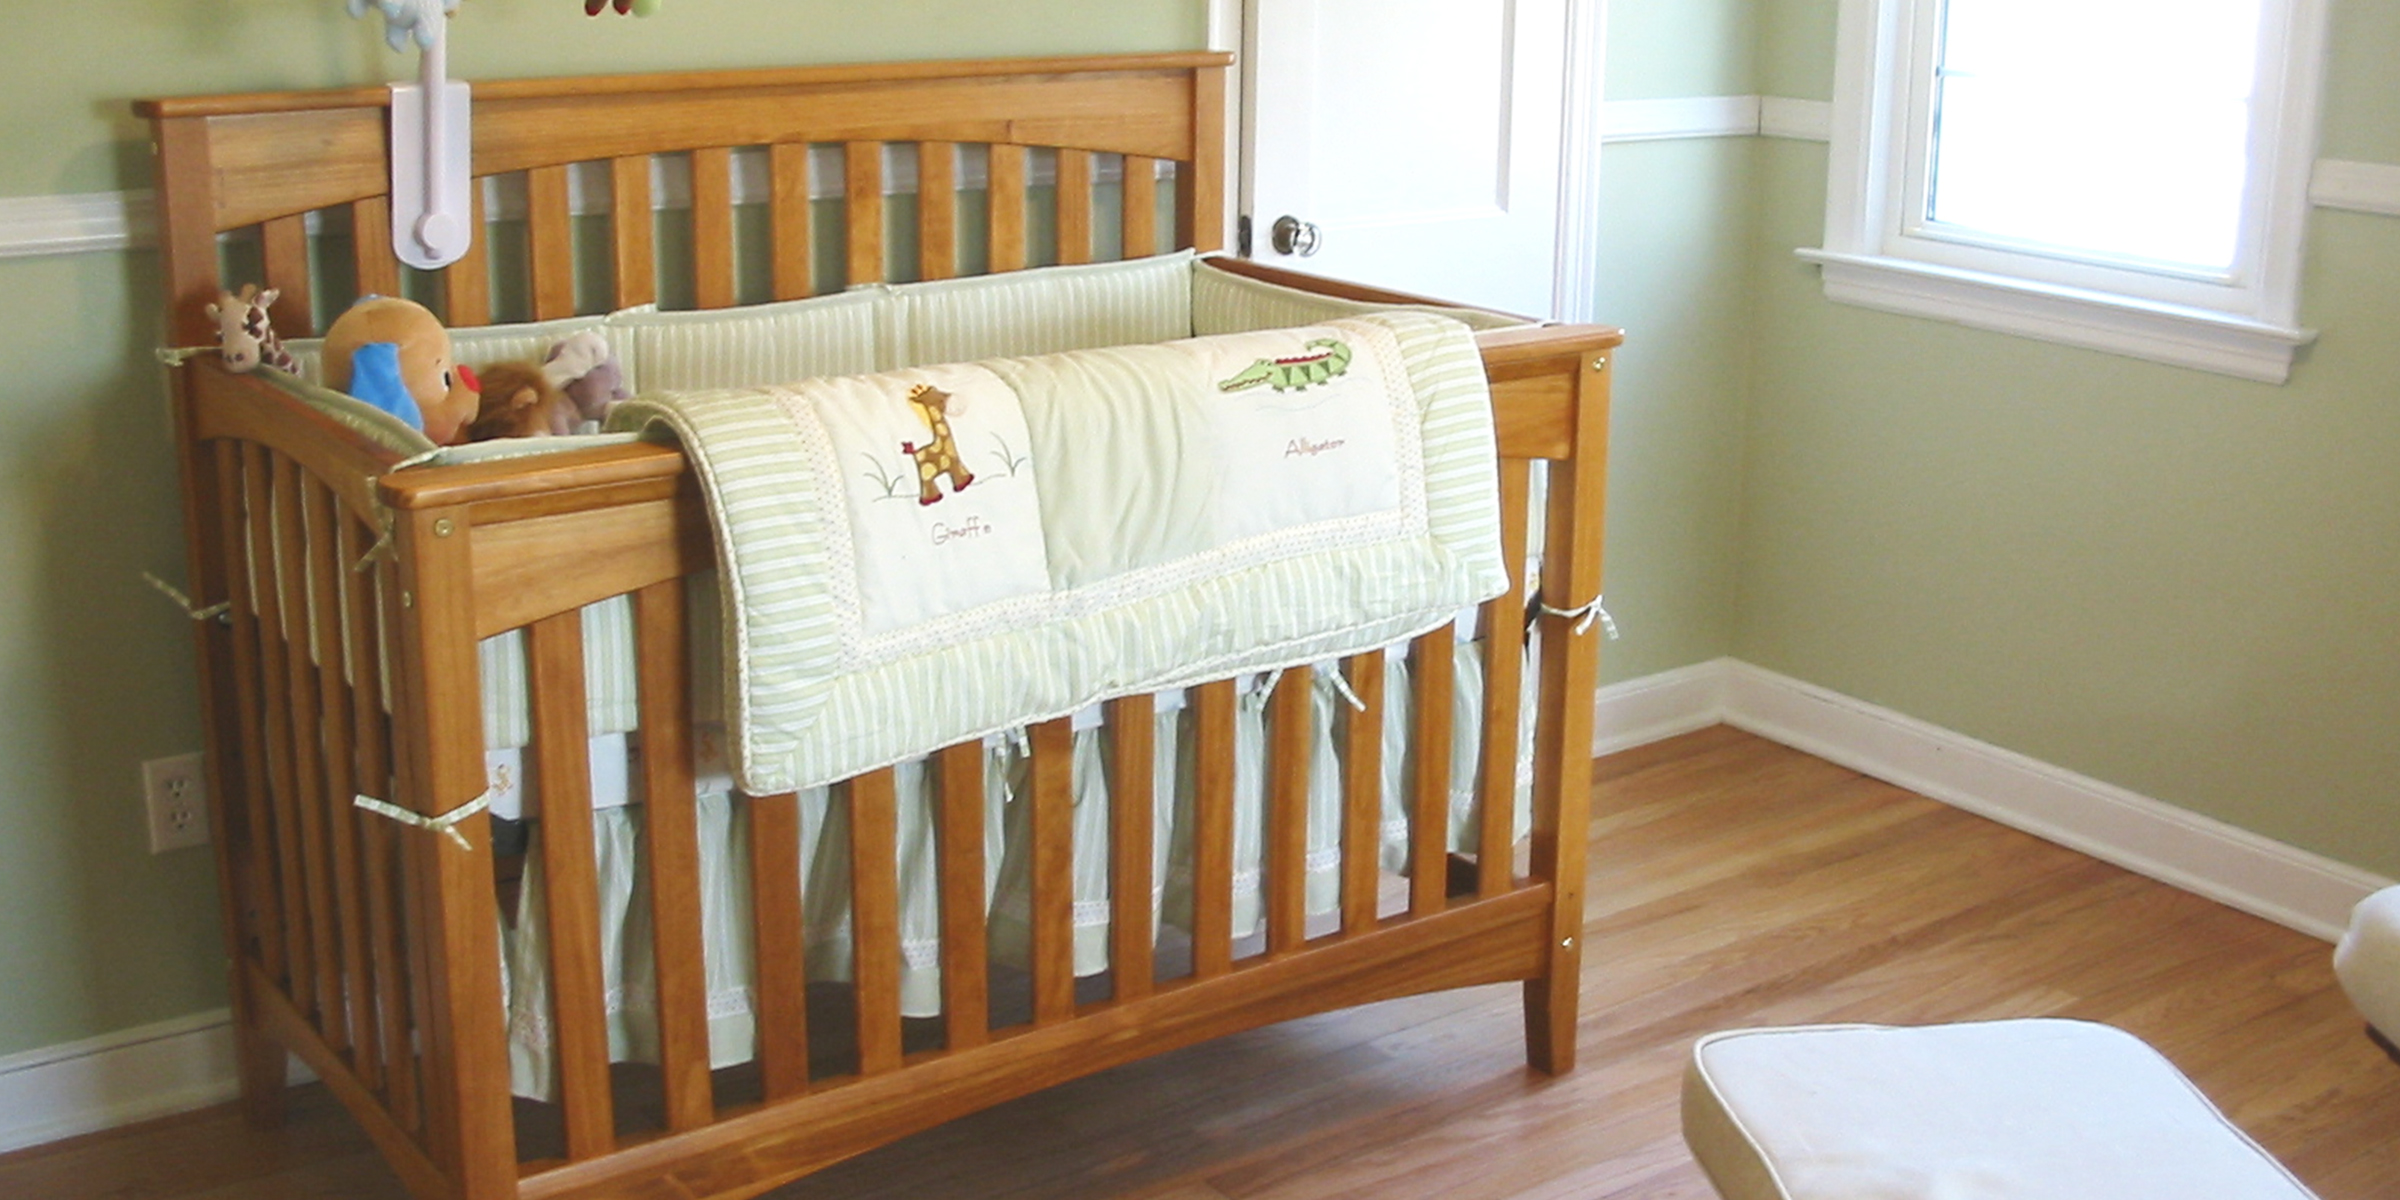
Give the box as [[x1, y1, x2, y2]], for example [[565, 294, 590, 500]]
[[138, 52, 1231, 350]]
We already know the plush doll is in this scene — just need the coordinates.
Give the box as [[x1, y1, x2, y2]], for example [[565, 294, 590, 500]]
[[207, 284, 299, 374], [322, 297, 482, 445], [541, 331, 632, 428], [466, 360, 580, 440]]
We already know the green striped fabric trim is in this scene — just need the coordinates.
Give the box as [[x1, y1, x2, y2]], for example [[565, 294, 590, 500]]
[[891, 251, 1194, 366], [605, 388, 845, 770], [1190, 258, 1536, 336], [615, 290, 883, 393]]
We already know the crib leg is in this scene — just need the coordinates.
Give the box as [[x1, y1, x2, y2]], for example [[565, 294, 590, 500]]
[[231, 979, 289, 1129], [1522, 952, 1581, 1075]]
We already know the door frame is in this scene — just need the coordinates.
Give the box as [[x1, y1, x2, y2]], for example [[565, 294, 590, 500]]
[[1212, 0, 1608, 322]]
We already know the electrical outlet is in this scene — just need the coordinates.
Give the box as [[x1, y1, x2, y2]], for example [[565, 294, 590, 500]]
[[143, 753, 210, 853]]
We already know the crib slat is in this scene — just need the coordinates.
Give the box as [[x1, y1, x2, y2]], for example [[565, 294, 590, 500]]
[[244, 451, 312, 1013], [936, 743, 988, 1049], [917, 141, 958, 282], [339, 515, 417, 1129], [1190, 680, 1236, 978], [528, 164, 575, 321], [527, 613, 617, 1159], [443, 181, 491, 329], [1056, 148, 1094, 265], [693, 147, 737, 309], [1266, 668, 1312, 956], [749, 791, 810, 1099], [1029, 718, 1076, 1024], [260, 214, 316, 337], [374, 552, 430, 1137], [767, 143, 811, 301], [220, 446, 288, 988], [1410, 624, 1457, 918], [1121, 155, 1159, 261], [988, 144, 1028, 273], [351, 195, 401, 301], [273, 456, 345, 1043], [633, 580, 714, 1131], [1341, 651, 1385, 933], [846, 142, 884, 288], [306, 480, 371, 1069], [849, 769, 905, 1075], [613, 155, 659, 309], [1106, 695, 1155, 1001], [1477, 460, 1533, 898]]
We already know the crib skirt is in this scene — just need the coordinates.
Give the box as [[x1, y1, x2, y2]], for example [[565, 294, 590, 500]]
[[499, 636, 1537, 1100]]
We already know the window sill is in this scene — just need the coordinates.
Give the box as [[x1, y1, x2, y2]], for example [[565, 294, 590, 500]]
[[1795, 248, 2317, 384]]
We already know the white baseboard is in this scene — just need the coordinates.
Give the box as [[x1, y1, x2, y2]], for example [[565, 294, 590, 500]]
[[0, 1009, 306, 1155], [1586, 657, 2388, 940], [4, 658, 2382, 1156], [1590, 659, 1729, 756], [1713, 659, 2392, 942]]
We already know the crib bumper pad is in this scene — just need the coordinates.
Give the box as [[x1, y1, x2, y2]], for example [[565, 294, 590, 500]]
[[607, 311, 1508, 795]]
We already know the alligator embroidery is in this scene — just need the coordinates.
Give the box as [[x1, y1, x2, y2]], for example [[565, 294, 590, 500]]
[[1218, 338, 1353, 393]]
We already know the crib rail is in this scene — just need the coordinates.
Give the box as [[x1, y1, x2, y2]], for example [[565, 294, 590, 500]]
[[174, 385, 447, 1191]]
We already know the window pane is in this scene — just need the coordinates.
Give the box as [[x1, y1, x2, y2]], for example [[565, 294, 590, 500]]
[[1929, 0, 2263, 272]]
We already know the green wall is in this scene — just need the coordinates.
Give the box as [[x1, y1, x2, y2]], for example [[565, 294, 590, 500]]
[[1737, 0, 2400, 878], [1587, 0, 1761, 683], [0, 1, 1203, 1060]]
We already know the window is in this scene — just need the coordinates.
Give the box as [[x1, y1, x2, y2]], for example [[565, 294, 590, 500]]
[[1804, 0, 2331, 382]]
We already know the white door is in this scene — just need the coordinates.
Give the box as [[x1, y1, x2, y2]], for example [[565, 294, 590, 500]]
[[1243, 0, 1575, 318]]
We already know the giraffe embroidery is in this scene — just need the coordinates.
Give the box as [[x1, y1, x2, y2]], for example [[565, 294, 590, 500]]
[[899, 383, 975, 506], [207, 284, 299, 374]]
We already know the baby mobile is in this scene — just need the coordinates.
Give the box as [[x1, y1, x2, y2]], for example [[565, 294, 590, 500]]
[[344, 0, 663, 270]]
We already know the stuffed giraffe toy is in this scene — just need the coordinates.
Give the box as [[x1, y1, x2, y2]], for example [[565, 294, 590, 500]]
[[900, 384, 975, 506], [207, 285, 300, 374]]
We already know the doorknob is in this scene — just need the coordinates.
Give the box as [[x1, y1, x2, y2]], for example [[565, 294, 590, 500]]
[[1271, 215, 1322, 257]]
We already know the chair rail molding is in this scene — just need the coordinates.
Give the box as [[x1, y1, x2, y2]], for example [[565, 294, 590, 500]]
[[11, 132, 2392, 261]]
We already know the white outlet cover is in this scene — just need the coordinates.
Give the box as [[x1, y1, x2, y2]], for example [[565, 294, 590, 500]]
[[142, 753, 210, 853]]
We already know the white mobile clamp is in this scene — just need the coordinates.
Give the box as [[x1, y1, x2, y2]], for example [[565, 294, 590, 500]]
[[350, 0, 474, 270]]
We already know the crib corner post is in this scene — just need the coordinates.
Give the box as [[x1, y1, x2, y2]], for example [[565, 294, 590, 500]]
[[388, 502, 520, 1200], [1522, 348, 1612, 1077]]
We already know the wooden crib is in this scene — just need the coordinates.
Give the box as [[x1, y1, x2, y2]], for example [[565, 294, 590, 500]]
[[140, 53, 1618, 1200]]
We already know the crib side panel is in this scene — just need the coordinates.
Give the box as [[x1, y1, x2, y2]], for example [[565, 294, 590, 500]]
[[173, 366, 461, 1199]]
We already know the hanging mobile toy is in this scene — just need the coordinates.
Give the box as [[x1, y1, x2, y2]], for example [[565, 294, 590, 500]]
[[585, 0, 663, 14], [347, 0, 472, 270]]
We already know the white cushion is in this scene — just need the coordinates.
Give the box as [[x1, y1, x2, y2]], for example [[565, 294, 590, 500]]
[[2336, 886, 2400, 1040], [1682, 1020, 2317, 1200]]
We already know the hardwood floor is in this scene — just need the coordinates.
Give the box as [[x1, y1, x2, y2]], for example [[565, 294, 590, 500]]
[[8, 727, 2395, 1198]]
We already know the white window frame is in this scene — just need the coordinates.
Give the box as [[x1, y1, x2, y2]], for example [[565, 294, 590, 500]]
[[1801, 0, 2332, 383]]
